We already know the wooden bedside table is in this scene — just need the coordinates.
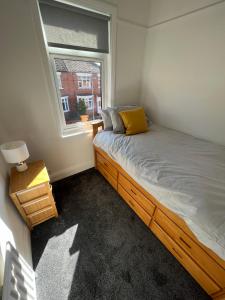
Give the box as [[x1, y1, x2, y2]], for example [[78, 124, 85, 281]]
[[9, 160, 58, 230]]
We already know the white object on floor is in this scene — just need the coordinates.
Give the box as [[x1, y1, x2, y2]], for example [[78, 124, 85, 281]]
[[2, 242, 36, 300]]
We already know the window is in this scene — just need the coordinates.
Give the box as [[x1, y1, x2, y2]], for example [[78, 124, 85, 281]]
[[98, 74, 101, 90], [51, 56, 103, 125], [77, 95, 93, 110], [39, 0, 114, 136], [57, 72, 63, 89], [97, 97, 102, 114], [61, 96, 69, 112], [77, 74, 92, 89]]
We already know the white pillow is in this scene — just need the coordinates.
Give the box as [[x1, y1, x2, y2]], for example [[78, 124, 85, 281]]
[[110, 106, 137, 134], [100, 109, 113, 131]]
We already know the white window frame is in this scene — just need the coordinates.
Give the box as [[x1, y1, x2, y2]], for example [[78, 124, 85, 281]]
[[57, 72, 63, 89], [77, 73, 92, 89], [61, 96, 70, 112], [31, 0, 117, 137], [77, 95, 93, 110], [50, 49, 109, 135], [97, 73, 101, 89], [97, 96, 102, 114]]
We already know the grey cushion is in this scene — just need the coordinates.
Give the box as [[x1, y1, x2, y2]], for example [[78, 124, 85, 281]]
[[110, 108, 125, 133], [100, 109, 113, 131], [110, 105, 144, 134], [109, 106, 134, 134]]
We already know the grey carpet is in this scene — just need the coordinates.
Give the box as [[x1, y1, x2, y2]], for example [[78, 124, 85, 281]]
[[32, 168, 210, 300]]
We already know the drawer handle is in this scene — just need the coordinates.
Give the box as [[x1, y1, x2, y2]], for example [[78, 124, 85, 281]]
[[130, 189, 137, 196], [172, 247, 183, 259], [179, 237, 191, 249], [128, 200, 134, 207]]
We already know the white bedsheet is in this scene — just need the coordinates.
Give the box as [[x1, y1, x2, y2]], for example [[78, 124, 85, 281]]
[[93, 125, 225, 260]]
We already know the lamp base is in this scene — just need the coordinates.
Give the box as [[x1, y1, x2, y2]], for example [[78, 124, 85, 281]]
[[16, 162, 28, 172]]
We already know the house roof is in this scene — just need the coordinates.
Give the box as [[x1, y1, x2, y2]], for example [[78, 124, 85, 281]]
[[55, 58, 67, 72], [55, 58, 100, 74]]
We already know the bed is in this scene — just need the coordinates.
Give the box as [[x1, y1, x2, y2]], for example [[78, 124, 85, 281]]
[[92, 121, 225, 300]]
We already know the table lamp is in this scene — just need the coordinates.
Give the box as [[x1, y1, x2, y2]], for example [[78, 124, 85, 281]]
[[0, 141, 29, 172]]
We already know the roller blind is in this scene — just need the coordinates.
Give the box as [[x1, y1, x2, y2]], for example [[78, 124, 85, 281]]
[[39, 0, 110, 53]]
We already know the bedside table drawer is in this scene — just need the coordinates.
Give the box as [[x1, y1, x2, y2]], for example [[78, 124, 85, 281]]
[[16, 183, 49, 203], [22, 195, 52, 215], [27, 206, 55, 226]]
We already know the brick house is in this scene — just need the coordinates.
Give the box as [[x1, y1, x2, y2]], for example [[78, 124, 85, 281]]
[[55, 58, 102, 123]]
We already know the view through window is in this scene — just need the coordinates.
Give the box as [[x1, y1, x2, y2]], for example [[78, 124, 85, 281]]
[[53, 58, 103, 125]]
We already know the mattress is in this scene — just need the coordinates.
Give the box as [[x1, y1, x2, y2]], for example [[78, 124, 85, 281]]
[[93, 124, 225, 260]]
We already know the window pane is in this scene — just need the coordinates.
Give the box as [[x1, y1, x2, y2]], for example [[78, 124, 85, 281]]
[[54, 58, 102, 125]]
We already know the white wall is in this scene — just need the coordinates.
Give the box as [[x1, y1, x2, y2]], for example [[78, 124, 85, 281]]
[[111, 0, 148, 105], [0, 0, 147, 181], [115, 20, 146, 105], [116, 0, 150, 27], [147, 0, 220, 26], [141, 0, 225, 146], [100, 0, 150, 27], [0, 128, 32, 291]]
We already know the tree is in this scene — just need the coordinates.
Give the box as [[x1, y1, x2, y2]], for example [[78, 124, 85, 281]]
[[78, 99, 87, 115]]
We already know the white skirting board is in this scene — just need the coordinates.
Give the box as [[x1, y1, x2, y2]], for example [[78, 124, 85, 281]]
[[50, 160, 94, 182]]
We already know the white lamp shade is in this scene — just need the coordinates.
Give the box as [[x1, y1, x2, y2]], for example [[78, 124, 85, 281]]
[[0, 141, 29, 164]]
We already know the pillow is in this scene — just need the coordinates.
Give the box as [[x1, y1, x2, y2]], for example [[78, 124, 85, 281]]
[[109, 106, 137, 134], [100, 109, 113, 131], [119, 107, 148, 135]]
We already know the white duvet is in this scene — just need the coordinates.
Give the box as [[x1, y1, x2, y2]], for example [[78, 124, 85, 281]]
[[93, 125, 225, 260]]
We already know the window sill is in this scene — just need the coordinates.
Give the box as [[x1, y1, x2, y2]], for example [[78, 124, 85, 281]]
[[61, 120, 102, 138], [62, 129, 92, 138]]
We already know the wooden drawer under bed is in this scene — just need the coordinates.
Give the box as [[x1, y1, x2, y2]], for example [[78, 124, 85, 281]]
[[118, 173, 155, 217], [94, 145, 225, 299], [153, 209, 225, 288], [151, 221, 220, 295], [118, 184, 152, 226], [96, 152, 117, 179], [97, 163, 117, 190]]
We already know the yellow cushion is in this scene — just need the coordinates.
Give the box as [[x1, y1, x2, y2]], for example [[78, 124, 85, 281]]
[[119, 107, 148, 135]]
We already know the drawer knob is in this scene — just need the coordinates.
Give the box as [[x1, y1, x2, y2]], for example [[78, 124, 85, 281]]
[[179, 236, 191, 249]]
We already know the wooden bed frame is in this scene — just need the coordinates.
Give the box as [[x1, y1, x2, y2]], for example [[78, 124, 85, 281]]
[[92, 121, 225, 300]]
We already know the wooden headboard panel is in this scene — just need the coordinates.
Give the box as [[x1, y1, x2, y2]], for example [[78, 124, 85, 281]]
[[92, 121, 104, 138]]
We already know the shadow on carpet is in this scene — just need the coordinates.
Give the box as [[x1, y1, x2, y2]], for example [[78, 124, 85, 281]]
[[31, 168, 210, 300]]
